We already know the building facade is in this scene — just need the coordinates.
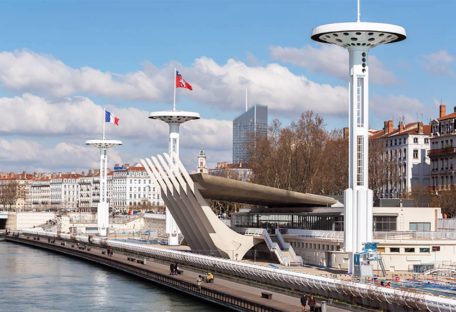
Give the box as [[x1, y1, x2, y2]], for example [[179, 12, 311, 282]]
[[429, 104, 456, 191], [370, 120, 431, 197], [111, 163, 163, 212], [232, 105, 268, 164], [28, 177, 51, 211], [209, 162, 252, 182]]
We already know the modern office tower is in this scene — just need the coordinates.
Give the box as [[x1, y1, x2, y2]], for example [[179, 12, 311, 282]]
[[232, 105, 268, 164]]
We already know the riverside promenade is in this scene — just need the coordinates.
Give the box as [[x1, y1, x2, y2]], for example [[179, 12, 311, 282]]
[[4, 233, 348, 312]]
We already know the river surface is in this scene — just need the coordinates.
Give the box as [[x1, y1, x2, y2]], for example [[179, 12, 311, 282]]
[[0, 242, 225, 312]]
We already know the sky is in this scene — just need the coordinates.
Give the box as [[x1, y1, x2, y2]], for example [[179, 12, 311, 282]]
[[0, 0, 454, 173]]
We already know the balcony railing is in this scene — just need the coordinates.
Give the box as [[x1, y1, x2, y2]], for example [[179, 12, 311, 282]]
[[428, 147, 456, 157]]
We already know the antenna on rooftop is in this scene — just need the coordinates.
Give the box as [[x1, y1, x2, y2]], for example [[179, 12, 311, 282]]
[[245, 88, 248, 112]]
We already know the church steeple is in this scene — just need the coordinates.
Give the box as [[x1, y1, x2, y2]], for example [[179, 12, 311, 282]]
[[197, 149, 208, 173]]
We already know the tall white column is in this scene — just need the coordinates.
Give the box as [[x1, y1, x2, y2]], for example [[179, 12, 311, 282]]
[[167, 123, 181, 245], [344, 47, 373, 272], [98, 148, 109, 236], [86, 139, 121, 237], [311, 18, 406, 275]]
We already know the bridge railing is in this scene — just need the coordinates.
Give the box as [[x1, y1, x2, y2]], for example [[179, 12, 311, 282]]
[[13, 230, 456, 311], [105, 239, 456, 312]]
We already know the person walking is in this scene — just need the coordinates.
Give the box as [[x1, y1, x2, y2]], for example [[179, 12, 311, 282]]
[[300, 294, 309, 312], [197, 275, 203, 291], [308, 295, 316, 312]]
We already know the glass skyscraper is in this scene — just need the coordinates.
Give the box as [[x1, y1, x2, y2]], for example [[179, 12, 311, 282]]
[[232, 105, 268, 164]]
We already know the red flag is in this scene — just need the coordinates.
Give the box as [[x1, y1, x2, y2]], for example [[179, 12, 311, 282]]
[[176, 70, 193, 90]]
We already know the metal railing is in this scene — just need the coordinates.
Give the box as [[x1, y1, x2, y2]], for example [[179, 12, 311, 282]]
[[274, 229, 290, 251], [10, 231, 456, 311], [286, 229, 344, 241], [9, 234, 280, 312], [374, 231, 456, 241], [105, 239, 456, 312]]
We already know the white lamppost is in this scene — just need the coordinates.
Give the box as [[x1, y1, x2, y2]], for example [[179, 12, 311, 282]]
[[311, 2, 406, 272], [149, 70, 200, 245], [86, 109, 122, 236]]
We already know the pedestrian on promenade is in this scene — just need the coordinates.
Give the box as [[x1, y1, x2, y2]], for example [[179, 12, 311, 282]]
[[300, 294, 309, 312], [197, 275, 203, 291], [170, 263, 175, 275], [308, 295, 316, 312], [206, 272, 214, 283]]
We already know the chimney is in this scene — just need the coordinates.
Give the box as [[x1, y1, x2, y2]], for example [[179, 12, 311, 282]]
[[440, 104, 446, 118], [418, 122, 424, 134], [384, 120, 393, 134], [398, 121, 405, 132], [343, 127, 349, 139]]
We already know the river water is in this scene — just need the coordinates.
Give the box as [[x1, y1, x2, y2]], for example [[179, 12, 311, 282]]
[[0, 242, 225, 312]]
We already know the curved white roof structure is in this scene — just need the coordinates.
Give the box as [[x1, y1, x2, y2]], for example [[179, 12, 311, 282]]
[[149, 111, 200, 123], [311, 22, 406, 48]]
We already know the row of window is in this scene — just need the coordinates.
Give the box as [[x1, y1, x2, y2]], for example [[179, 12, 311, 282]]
[[290, 241, 341, 251], [386, 246, 436, 253], [386, 137, 428, 147], [431, 157, 454, 171], [384, 149, 421, 161], [432, 175, 455, 189], [431, 138, 454, 149], [432, 120, 456, 136]]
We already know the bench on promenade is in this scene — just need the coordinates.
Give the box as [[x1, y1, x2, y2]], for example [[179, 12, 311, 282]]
[[261, 292, 272, 300]]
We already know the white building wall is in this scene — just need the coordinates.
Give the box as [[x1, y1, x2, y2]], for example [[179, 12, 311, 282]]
[[383, 132, 430, 197], [374, 206, 441, 231]]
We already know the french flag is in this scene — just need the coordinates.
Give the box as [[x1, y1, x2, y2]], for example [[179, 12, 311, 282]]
[[105, 110, 119, 126]]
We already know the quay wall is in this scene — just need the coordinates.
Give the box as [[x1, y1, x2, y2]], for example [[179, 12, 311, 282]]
[[5, 212, 56, 230], [4, 233, 291, 312]]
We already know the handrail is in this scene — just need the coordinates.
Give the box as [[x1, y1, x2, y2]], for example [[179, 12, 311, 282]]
[[103, 239, 456, 311], [275, 229, 290, 251], [14, 231, 456, 311], [374, 231, 456, 241]]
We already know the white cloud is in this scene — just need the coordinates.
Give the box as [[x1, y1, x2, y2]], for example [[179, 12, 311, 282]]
[[269, 44, 398, 85], [0, 50, 348, 117], [0, 94, 233, 171], [0, 139, 123, 172], [371, 95, 432, 124], [189, 57, 348, 116], [422, 50, 455, 76], [0, 50, 169, 100]]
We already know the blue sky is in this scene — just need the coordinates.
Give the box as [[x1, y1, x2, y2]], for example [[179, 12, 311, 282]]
[[0, 0, 454, 172]]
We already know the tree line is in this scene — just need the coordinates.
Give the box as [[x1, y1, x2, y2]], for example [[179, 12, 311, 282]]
[[247, 111, 456, 217]]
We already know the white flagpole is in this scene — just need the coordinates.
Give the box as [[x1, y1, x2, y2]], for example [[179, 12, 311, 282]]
[[173, 68, 177, 112], [102, 107, 106, 140]]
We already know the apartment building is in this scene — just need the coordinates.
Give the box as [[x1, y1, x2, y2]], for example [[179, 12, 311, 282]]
[[111, 163, 162, 212], [429, 104, 456, 191], [370, 120, 431, 197]]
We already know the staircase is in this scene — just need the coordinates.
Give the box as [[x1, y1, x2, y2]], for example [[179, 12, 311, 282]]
[[377, 254, 386, 276], [275, 229, 303, 266], [244, 228, 303, 266]]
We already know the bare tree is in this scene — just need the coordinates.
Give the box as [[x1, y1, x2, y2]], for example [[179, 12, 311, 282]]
[[0, 180, 18, 211], [432, 188, 456, 217], [249, 111, 348, 196], [410, 185, 433, 207]]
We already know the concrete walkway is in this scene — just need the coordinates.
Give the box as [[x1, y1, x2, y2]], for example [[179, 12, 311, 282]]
[[10, 235, 350, 312]]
